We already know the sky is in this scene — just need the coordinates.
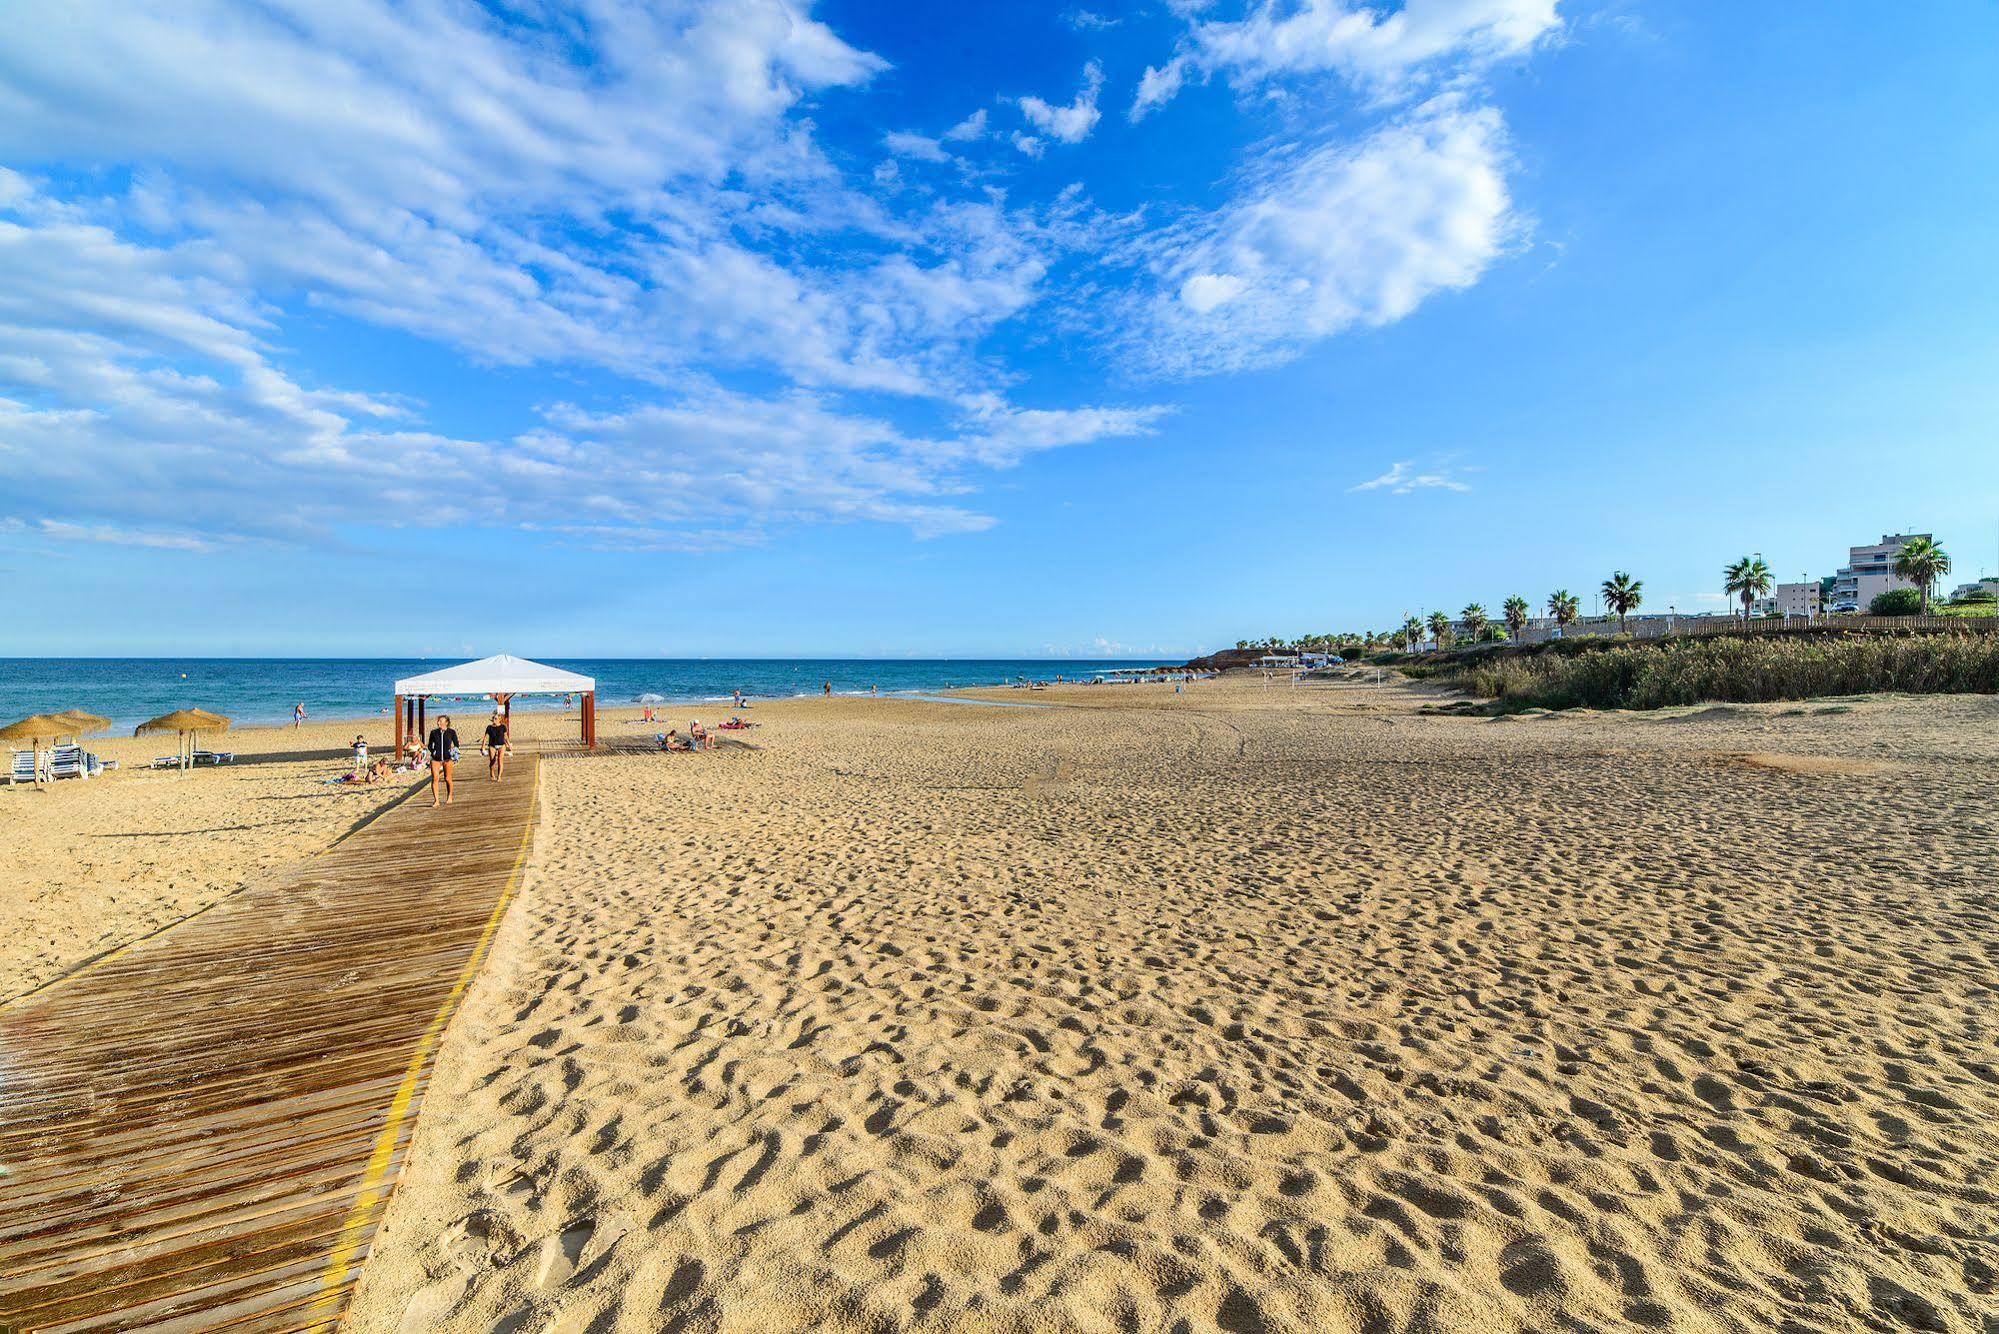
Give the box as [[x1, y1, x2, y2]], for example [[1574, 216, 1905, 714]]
[[2, 0, 1996, 659]]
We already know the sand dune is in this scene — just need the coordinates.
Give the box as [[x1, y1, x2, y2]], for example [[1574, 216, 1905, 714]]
[[337, 681, 1999, 1332]]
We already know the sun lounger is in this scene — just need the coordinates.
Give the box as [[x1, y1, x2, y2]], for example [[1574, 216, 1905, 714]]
[[8, 749, 36, 784], [48, 745, 89, 780], [191, 749, 235, 765]]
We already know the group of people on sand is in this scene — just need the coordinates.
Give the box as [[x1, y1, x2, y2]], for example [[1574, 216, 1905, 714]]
[[334, 709, 510, 807], [658, 712, 758, 752]]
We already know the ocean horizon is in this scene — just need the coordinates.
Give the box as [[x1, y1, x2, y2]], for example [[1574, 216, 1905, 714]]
[[0, 658, 1177, 733]]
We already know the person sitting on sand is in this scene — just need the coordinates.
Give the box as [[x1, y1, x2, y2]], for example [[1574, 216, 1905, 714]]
[[689, 719, 711, 750], [660, 729, 692, 752]]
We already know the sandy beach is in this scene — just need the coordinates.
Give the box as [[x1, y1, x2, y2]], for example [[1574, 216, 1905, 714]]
[[7, 678, 1997, 1329]]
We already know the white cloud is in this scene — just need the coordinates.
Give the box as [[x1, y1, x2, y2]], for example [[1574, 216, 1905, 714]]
[[1178, 272, 1247, 312], [1132, 61, 1191, 120], [1017, 62, 1106, 145], [1011, 132, 1047, 159], [944, 109, 990, 142], [0, 202, 1163, 547], [0, 2, 1064, 402], [1134, 0, 1562, 116], [1119, 100, 1516, 375], [2, 517, 217, 551], [884, 131, 951, 163], [1347, 460, 1471, 494]]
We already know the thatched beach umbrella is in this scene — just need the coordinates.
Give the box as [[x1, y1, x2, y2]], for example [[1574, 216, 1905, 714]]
[[135, 709, 231, 772], [1, 714, 75, 784], [54, 709, 112, 738]]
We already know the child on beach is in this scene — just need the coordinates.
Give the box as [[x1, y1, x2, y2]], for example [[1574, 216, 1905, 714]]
[[350, 734, 367, 778]]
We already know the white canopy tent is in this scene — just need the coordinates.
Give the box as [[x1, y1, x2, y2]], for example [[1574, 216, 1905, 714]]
[[393, 654, 599, 751]]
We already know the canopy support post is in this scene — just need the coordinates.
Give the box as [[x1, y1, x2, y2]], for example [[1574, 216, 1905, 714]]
[[582, 692, 596, 748], [393, 694, 404, 756]]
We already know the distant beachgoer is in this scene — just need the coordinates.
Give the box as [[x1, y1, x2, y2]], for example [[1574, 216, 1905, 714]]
[[690, 719, 710, 750], [483, 711, 510, 782], [294, 702, 306, 729], [732, 689, 745, 709], [823, 681, 831, 696], [350, 734, 367, 778], [870, 683, 878, 697], [426, 715, 459, 807]]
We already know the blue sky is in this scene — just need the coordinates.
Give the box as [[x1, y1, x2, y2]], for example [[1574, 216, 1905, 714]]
[[2, 0, 1996, 658]]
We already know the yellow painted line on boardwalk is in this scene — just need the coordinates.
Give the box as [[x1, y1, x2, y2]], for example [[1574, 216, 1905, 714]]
[[308, 762, 541, 1321]]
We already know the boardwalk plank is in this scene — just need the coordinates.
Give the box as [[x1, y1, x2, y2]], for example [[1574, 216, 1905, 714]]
[[0, 756, 542, 1333]]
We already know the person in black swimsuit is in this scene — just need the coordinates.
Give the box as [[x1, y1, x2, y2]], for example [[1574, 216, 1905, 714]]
[[426, 714, 459, 807], [482, 711, 510, 782]]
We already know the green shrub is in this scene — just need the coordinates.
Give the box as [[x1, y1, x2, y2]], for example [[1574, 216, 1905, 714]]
[[1442, 633, 1999, 711], [1869, 588, 1923, 616]]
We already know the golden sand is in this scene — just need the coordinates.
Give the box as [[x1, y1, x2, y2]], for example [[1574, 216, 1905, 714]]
[[7, 679, 1996, 1329], [336, 679, 1994, 1332]]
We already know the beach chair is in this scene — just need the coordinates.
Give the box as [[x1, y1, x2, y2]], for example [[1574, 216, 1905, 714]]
[[152, 754, 184, 769], [47, 744, 86, 780], [8, 749, 36, 784], [192, 749, 236, 765]]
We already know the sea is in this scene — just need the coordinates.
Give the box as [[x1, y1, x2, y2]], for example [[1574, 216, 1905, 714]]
[[0, 659, 1175, 733]]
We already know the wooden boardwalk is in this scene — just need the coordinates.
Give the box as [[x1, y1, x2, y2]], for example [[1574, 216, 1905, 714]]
[[0, 757, 541, 1333]]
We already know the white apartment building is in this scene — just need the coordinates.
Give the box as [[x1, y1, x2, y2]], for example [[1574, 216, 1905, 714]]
[[1751, 581, 1822, 618], [1950, 577, 1999, 602], [1830, 533, 1928, 612]]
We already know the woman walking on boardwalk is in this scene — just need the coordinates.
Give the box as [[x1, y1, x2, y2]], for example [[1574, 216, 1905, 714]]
[[483, 711, 510, 782], [426, 714, 459, 807]]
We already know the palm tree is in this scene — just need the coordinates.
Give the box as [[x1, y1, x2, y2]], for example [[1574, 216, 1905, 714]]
[[1502, 595, 1529, 638], [1426, 610, 1452, 648], [1400, 616, 1423, 650], [1722, 556, 1773, 620], [1547, 589, 1580, 630], [1892, 537, 1951, 613], [1461, 603, 1488, 640], [1601, 571, 1643, 633]]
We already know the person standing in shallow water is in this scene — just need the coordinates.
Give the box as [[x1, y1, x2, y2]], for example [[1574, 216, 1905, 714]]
[[426, 714, 459, 807], [823, 681, 831, 696], [293, 701, 305, 729]]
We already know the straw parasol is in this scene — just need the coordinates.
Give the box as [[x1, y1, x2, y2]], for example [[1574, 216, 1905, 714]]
[[135, 709, 231, 772], [54, 709, 113, 738], [2, 714, 76, 783]]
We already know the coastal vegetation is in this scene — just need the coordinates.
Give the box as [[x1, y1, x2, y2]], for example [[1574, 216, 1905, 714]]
[[1227, 537, 1988, 663], [1433, 633, 1999, 712], [1893, 535, 1951, 612], [1600, 571, 1643, 633], [1722, 556, 1772, 619]]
